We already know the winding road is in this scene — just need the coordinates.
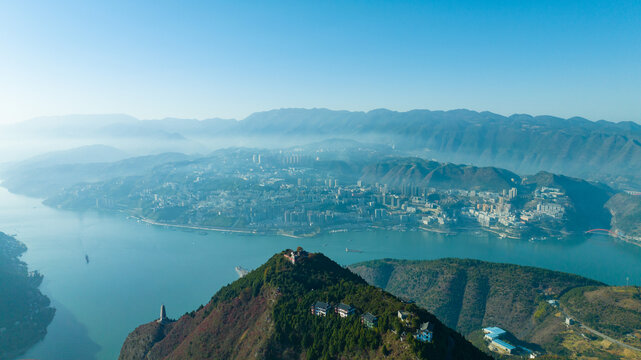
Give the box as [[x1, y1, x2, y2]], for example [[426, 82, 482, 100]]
[[560, 306, 641, 353]]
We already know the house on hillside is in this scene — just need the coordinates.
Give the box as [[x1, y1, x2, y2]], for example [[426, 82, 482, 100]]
[[361, 312, 378, 328], [310, 301, 331, 316], [335, 303, 355, 317], [397, 310, 410, 321], [284, 247, 308, 264], [415, 322, 435, 343]]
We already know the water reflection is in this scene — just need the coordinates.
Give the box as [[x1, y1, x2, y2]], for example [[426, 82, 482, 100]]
[[21, 302, 100, 360]]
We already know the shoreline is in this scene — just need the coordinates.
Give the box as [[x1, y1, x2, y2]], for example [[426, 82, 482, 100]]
[[134, 217, 258, 235], [62, 208, 641, 249]]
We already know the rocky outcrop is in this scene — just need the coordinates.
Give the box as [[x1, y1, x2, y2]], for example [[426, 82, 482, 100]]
[[119, 321, 175, 360]]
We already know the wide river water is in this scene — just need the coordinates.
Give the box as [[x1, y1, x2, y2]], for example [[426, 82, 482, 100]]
[[1, 186, 640, 360]]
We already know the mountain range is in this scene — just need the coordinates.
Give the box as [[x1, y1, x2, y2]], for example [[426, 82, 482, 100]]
[[4, 108, 641, 188]]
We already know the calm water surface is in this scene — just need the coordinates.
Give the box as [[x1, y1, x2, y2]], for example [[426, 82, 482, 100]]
[[1, 187, 640, 360]]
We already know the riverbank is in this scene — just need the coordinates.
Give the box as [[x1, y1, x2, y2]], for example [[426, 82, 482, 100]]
[[133, 216, 258, 235], [3, 187, 641, 360], [0, 232, 55, 360]]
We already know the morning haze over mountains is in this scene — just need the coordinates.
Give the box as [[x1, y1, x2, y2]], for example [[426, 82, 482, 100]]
[[4, 110, 641, 360], [3, 108, 641, 189], [4, 2, 641, 359]]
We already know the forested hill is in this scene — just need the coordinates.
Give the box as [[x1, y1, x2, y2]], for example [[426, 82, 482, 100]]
[[119, 250, 489, 360], [0, 232, 55, 360], [350, 259, 641, 359], [350, 258, 601, 337], [360, 157, 520, 191]]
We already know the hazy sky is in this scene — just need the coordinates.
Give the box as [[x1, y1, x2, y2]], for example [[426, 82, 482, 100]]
[[1, 0, 640, 123]]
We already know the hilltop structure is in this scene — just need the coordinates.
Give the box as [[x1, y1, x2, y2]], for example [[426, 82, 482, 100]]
[[119, 250, 490, 360], [157, 304, 167, 324], [283, 247, 308, 264]]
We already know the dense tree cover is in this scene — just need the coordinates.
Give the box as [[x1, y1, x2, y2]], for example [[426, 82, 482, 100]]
[[351, 258, 602, 337], [352, 258, 641, 359], [0, 232, 55, 360], [213, 252, 453, 359], [129, 250, 490, 360]]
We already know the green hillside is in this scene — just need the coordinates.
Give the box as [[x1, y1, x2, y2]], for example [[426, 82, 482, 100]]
[[561, 286, 641, 348], [607, 193, 641, 237], [0, 232, 55, 360], [350, 258, 641, 359], [349, 258, 600, 338], [361, 157, 520, 191], [119, 250, 489, 360]]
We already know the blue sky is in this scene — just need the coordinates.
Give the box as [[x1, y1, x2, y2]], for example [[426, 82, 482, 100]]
[[1, 0, 640, 123]]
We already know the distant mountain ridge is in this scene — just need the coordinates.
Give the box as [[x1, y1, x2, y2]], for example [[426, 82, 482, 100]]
[[234, 108, 641, 187], [0, 152, 192, 198], [6, 108, 640, 187]]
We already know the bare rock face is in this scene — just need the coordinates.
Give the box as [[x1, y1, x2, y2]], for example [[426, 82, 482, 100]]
[[118, 321, 174, 360]]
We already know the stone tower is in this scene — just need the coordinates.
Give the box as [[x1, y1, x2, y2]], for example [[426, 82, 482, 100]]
[[158, 304, 167, 323]]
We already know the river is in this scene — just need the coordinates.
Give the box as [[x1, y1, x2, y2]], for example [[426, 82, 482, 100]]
[[1, 186, 640, 360]]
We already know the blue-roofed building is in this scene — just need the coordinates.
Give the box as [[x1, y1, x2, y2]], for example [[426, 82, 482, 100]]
[[490, 339, 516, 354], [483, 327, 507, 341], [415, 322, 435, 343]]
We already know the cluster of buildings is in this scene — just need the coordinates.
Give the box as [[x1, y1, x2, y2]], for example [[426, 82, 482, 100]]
[[462, 186, 569, 237], [134, 162, 462, 235], [483, 327, 538, 358], [310, 301, 377, 328], [483, 327, 515, 354], [397, 310, 435, 343], [132, 169, 571, 238], [309, 302, 435, 343], [310, 301, 356, 318], [73, 149, 576, 239]]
